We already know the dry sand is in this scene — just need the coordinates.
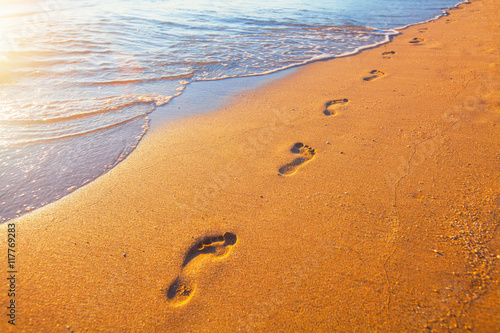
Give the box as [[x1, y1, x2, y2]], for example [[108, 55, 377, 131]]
[[1, 0, 499, 331]]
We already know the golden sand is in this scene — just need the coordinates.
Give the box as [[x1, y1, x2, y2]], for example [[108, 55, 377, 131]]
[[1, 0, 499, 331]]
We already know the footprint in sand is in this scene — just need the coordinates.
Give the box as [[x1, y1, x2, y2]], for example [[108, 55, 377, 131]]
[[324, 98, 348, 116], [278, 142, 316, 176], [363, 70, 385, 81], [409, 37, 425, 44], [382, 51, 396, 59], [166, 232, 237, 306]]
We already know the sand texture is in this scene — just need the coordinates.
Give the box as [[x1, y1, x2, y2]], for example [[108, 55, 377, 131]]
[[1, 0, 499, 331]]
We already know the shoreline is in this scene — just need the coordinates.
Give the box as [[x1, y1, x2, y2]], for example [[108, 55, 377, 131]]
[[1, 0, 499, 331]]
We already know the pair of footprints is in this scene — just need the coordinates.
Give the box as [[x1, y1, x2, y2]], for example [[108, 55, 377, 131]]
[[166, 147, 317, 308], [166, 232, 237, 306], [166, 144, 317, 306], [326, 65, 388, 115]]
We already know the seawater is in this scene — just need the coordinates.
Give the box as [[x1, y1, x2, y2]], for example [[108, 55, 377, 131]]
[[0, 0, 464, 221]]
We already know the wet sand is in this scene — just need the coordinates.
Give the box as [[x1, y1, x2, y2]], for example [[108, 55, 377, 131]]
[[1, 0, 499, 331]]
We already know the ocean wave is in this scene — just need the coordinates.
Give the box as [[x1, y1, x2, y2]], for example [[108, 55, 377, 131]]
[[2, 113, 149, 146], [0, 92, 174, 148]]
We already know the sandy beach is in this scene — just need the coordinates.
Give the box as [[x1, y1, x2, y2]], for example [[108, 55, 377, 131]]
[[1, 0, 499, 331]]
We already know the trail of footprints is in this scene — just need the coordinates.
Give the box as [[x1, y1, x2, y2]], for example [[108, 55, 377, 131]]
[[166, 232, 237, 306], [166, 60, 389, 307]]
